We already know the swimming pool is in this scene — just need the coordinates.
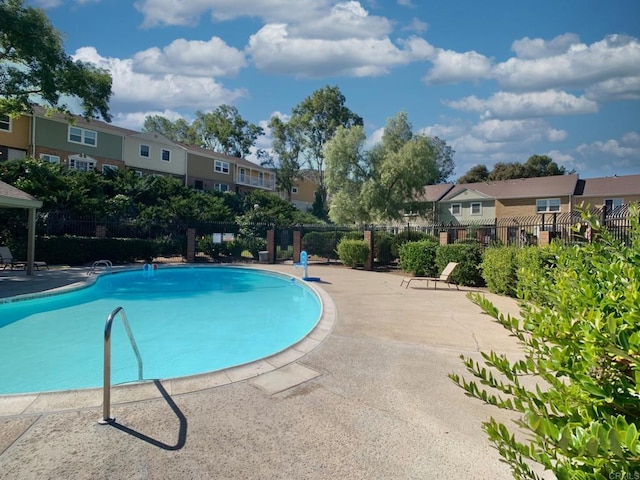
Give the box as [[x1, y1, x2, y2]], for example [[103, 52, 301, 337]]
[[0, 266, 322, 395]]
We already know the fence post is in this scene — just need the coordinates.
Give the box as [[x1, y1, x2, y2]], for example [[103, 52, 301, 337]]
[[95, 225, 107, 238], [186, 228, 196, 263], [439, 231, 448, 245], [266, 229, 276, 264], [363, 230, 374, 271], [293, 230, 301, 263]]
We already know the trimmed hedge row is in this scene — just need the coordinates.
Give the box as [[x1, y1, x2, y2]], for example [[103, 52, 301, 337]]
[[336, 239, 370, 267]]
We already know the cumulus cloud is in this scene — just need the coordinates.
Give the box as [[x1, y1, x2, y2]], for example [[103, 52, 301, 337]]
[[511, 33, 581, 59], [134, 0, 333, 28], [73, 47, 247, 111], [424, 49, 492, 84], [132, 37, 246, 77], [402, 18, 429, 33], [247, 24, 433, 77], [493, 34, 640, 91], [112, 109, 187, 131], [445, 90, 598, 118], [471, 119, 566, 143], [574, 132, 640, 175], [585, 76, 640, 102]]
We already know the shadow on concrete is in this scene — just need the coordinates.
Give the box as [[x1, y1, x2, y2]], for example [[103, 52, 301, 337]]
[[109, 380, 187, 451]]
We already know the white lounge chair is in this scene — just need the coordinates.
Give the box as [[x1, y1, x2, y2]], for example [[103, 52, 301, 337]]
[[0, 246, 48, 271], [400, 262, 459, 290]]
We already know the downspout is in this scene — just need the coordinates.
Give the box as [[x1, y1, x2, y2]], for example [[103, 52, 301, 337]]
[[31, 112, 36, 157]]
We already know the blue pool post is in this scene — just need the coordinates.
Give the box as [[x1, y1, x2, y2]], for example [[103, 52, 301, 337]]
[[294, 250, 320, 282]]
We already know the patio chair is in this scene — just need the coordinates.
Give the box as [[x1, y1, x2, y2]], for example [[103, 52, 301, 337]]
[[0, 246, 48, 271], [400, 262, 459, 290]]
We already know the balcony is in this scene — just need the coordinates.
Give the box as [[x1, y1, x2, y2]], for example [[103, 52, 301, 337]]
[[235, 173, 275, 191]]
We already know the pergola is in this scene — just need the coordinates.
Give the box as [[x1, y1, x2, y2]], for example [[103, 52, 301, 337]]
[[0, 180, 43, 275]]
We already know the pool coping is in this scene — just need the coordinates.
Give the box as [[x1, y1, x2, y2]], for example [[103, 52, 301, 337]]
[[0, 265, 337, 417]]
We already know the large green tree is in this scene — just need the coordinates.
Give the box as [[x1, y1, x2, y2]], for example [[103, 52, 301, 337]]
[[192, 105, 263, 158], [325, 112, 454, 224], [457, 155, 569, 183], [288, 85, 363, 211], [263, 115, 303, 201], [142, 115, 198, 144], [0, 0, 112, 121]]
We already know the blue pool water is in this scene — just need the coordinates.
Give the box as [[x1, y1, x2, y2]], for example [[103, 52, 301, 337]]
[[0, 267, 322, 395]]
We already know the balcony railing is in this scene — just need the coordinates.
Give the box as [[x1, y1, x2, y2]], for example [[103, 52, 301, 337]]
[[235, 175, 275, 190]]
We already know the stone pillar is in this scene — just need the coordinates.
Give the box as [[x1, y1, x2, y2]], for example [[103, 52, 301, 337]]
[[293, 230, 302, 263], [266, 229, 276, 264], [439, 231, 449, 245], [186, 228, 196, 263], [95, 225, 107, 238], [364, 230, 374, 271]]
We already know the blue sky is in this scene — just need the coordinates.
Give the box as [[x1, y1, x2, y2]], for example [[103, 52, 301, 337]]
[[32, 0, 640, 180]]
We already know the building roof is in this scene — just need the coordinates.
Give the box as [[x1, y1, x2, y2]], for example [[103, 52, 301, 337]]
[[577, 173, 640, 197], [0, 180, 42, 209], [441, 174, 579, 201], [32, 105, 137, 137], [417, 183, 455, 202]]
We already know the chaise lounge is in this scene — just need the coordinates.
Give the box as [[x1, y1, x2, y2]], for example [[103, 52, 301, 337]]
[[400, 261, 459, 290], [0, 246, 49, 271]]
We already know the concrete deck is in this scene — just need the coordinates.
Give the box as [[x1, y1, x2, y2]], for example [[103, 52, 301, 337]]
[[0, 263, 526, 479]]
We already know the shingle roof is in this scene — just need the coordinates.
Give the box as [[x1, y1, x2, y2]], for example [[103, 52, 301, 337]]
[[578, 174, 640, 197], [441, 174, 579, 201], [0, 181, 42, 208], [417, 183, 455, 202]]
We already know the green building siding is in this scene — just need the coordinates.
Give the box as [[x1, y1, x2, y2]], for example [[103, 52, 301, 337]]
[[34, 117, 123, 160]]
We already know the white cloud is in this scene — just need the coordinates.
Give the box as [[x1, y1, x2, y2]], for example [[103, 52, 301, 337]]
[[445, 90, 598, 119], [247, 24, 433, 77], [575, 132, 640, 174], [585, 76, 640, 102], [471, 119, 566, 143], [424, 49, 492, 84], [511, 33, 580, 59], [418, 122, 468, 139], [402, 18, 428, 33], [132, 37, 246, 77], [112, 109, 187, 131], [493, 34, 640, 91], [73, 47, 247, 111], [621, 131, 640, 144], [397, 0, 416, 7]]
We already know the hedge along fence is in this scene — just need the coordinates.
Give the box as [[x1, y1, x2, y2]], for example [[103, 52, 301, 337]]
[[435, 243, 485, 287], [336, 239, 370, 267], [301, 230, 363, 261]]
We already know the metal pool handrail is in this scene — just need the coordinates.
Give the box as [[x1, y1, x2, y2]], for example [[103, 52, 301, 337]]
[[99, 306, 143, 424]]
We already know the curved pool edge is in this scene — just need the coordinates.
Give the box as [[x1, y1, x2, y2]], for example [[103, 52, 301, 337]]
[[0, 266, 337, 417]]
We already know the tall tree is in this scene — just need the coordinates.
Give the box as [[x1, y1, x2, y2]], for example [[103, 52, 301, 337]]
[[325, 112, 454, 224], [523, 154, 568, 177], [489, 162, 528, 181], [264, 115, 303, 201], [457, 164, 489, 184], [0, 0, 112, 121], [192, 105, 263, 158], [289, 85, 363, 211], [142, 115, 198, 144]]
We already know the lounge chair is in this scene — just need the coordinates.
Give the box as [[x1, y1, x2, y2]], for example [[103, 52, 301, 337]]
[[0, 246, 48, 271], [400, 262, 459, 290]]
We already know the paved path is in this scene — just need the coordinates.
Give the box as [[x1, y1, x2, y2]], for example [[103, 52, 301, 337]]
[[0, 263, 526, 480]]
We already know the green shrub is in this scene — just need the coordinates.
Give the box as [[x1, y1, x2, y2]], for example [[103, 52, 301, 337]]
[[234, 235, 266, 259], [514, 245, 555, 304], [336, 238, 370, 267], [302, 231, 345, 260], [36, 236, 159, 265], [435, 243, 484, 286], [398, 240, 438, 277], [374, 231, 396, 265], [451, 207, 640, 478], [197, 235, 232, 259], [480, 246, 519, 296]]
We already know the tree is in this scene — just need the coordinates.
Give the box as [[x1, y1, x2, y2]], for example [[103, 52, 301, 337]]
[[457, 164, 489, 184], [489, 161, 528, 181], [289, 85, 363, 212], [142, 115, 198, 144], [451, 208, 640, 478], [523, 154, 568, 177], [192, 105, 263, 158], [263, 115, 302, 201], [0, 0, 112, 121], [325, 112, 454, 224]]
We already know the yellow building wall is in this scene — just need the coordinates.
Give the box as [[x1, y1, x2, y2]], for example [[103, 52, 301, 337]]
[[0, 115, 31, 151], [496, 196, 572, 218], [576, 195, 640, 210]]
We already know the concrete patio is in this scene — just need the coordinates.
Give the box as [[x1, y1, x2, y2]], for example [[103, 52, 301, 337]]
[[0, 263, 527, 479]]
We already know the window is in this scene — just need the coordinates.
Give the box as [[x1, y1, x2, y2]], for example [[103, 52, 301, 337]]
[[604, 198, 624, 210], [134, 170, 143, 177], [40, 153, 60, 164], [161, 149, 171, 161], [258, 172, 264, 186], [0, 115, 11, 132], [214, 183, 229, 192], [68, 126, 97, 146], [470, 202, 482, 215], [194, 180, 204, 191], [214, 160, 230, 173], [140, 144, 150, 158], [69, 158, 96, 172], [536, 198, 561, 213], [451, 203, 461, 216], [102, 164, 118, 174], [238, 168, 246, 183], [291, 187, 298, 194]]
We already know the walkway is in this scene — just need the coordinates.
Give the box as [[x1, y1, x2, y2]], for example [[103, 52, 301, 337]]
[[0, 263, 525, 479]]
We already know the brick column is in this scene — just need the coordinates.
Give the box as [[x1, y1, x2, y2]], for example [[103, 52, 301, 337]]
[[186, 228, 196, 263], [364, 230, 374, 271], [95, 225, 107, 238], [538, 231, 551, 246], [439, 231, 449, 245], [293, 230, 302, 263], [266, 229, 276, 264]]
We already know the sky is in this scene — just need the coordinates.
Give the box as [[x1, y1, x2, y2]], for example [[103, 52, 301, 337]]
[[30, 0, 640, 181]]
